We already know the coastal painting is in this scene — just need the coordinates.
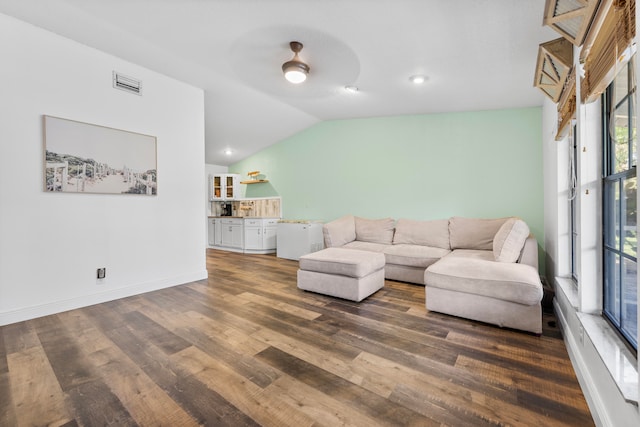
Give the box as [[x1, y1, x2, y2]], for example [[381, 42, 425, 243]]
[[44, 116, 157, 195]]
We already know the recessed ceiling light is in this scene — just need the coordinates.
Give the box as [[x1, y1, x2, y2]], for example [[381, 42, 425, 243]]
[[224, 149, 233, 156], [409, 75, 427, 84], [344, 85, 359, 93]]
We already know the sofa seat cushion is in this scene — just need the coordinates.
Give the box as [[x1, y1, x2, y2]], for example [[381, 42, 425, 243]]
[[425, 256, 543, 306], [299, 247, 385, 278], [446, 249, 495, 261], [383, 244, 450, 268], [343, 241, 389, 253]]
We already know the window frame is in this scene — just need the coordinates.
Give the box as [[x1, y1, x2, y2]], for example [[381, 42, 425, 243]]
[[570, 123, 579, 282], [602, 57, 638, 352]]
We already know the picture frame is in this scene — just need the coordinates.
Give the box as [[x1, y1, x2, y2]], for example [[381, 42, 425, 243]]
[[43, 115, 157, 195]]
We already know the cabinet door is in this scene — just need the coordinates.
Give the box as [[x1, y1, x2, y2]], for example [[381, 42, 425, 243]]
[[221, 224, 234, 246], [230, 224, 243, 248], [211, 175, 223, 200], [226, 174, 240, 199], [244, 227, 262, 250], [214, 220, 222, 246], [263, 226, 277, 250], [207, 219, 216, 246], [225, 175, 235, 199]]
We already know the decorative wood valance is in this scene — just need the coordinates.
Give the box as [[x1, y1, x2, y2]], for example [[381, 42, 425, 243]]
[[556, 68, 577, 140], [544, 0, 602, 46], [534, 38, 574, 102], [580, 0, 635, 102]]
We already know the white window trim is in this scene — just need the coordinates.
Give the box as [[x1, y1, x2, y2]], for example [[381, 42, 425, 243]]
[[556, 277, 638, 404]]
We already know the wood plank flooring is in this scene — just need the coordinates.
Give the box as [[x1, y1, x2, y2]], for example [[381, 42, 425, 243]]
[[1, 249, 593, 426]]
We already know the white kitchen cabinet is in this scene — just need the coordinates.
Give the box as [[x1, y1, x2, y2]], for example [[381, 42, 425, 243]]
[[209, 174, 240, 201], [209, 216, 278, 254], [219, 218, 244, 251], [208, 218, 215, 247], [214, 218, 221, 246], [244, 218, 278, 254], [208, 218, 223, 247], [244, 219, 263, 250], [263, 221, 278, 250]]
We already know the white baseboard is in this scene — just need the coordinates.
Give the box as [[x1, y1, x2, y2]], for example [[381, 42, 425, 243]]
[[0, 270, 208, 326], [554, 298, 609, 427]]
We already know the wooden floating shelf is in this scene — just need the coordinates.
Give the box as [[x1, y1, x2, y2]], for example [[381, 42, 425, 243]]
[[242, 170, 268, 184]]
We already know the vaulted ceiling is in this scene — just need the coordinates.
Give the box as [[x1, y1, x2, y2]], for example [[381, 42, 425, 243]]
[[0, 0, 558, 165]]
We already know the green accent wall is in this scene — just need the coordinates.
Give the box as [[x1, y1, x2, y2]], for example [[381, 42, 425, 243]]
[[230, 107, 544, 268]]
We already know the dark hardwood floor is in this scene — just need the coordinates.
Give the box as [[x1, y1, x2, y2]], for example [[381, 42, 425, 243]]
[[1, 249, 593, 426]]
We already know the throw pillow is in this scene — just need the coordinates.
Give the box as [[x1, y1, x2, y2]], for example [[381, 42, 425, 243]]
[[493, 218, 530, 263]]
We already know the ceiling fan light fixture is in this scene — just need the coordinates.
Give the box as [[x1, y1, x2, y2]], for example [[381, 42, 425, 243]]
[[409, 74, 427, 84], [282, 41, 310, 84], [283, 66, 308, 84]]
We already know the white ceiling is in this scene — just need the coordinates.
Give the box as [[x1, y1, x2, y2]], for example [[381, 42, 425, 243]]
[[0, 0, 558, 165]]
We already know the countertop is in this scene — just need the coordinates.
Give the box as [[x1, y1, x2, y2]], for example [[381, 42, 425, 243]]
[[208, 216, 280, 219]]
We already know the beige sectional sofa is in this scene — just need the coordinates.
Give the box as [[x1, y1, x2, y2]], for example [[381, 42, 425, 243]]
[[322, 215, 544, 334]]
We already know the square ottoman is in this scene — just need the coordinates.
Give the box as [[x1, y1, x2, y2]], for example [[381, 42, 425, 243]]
[[297, 247, 385, 302]]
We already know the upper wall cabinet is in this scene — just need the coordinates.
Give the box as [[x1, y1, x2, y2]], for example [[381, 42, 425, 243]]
[[534, 38, 574, 102], [543, 0, 602, 46], [210, 174, 241, 201]]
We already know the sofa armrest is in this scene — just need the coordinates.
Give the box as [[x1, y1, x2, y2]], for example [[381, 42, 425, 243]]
[[518, 235, 539, 271], [323, 215, 356, 248]]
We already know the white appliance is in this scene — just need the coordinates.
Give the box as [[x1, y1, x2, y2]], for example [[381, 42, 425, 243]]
[[276, 221, 324, 260]]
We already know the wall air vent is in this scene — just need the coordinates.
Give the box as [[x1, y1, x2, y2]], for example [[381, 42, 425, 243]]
[[112, 71, 142, 95]]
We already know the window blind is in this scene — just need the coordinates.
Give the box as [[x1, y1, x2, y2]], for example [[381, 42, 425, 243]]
[[580, 0, 635, 102], [556, 68, 577, 140]]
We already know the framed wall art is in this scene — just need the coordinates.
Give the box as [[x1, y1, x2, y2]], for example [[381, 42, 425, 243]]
[[44, 115, 157, 195]]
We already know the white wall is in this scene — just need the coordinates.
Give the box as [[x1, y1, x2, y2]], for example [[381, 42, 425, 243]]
[[0, 13, 207, 324], [543, 97, 560, 282]]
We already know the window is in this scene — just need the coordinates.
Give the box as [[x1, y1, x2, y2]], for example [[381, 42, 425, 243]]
[[602, 56, 637, 351], [570, 124, 579, 281]]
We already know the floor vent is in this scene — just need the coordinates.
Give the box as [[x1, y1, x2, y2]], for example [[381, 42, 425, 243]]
[[113, 71, 142, 95]]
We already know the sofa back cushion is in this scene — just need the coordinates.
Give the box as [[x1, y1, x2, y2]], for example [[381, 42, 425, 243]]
[[355, 217, 395, 245], [323, 215, 356, 247], [493, 218, 530, 263], [449, 216, 510, 250], [393, 218, 450, 249]]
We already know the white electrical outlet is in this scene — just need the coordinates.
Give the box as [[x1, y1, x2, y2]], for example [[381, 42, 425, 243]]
[[96, 268, 106, 282]]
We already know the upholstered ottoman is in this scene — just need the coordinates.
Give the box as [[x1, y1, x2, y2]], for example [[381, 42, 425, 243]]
[[424, 254, 543, 334], [297, 247, 385, 301]]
